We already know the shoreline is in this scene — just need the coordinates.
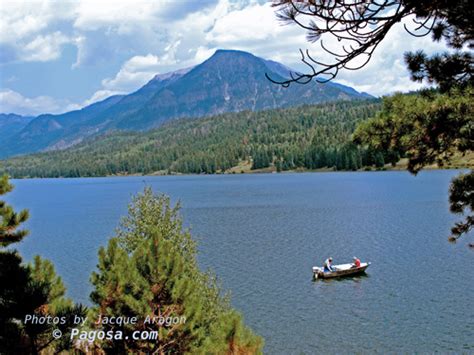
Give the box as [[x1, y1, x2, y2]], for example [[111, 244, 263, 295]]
[[9, 165, 471, 180], [6, 152, 472, 180]]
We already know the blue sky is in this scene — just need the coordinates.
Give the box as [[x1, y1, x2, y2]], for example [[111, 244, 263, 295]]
[[0, 0, 448, 116]]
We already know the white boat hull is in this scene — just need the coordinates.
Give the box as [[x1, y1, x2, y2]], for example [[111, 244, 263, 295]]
[[312, 262, 370, 279]]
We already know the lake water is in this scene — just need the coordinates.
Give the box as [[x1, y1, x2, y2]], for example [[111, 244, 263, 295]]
[[7, 171, 474, 353]]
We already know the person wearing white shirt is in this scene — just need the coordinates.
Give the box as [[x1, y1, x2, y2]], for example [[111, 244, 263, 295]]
[[323, 257, 334, 272]]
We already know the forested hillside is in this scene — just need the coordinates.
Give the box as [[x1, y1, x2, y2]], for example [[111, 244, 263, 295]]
[[0, 100, 384, 178]]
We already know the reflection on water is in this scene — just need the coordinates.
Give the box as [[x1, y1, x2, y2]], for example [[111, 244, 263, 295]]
[[8, 171, 474, 353]]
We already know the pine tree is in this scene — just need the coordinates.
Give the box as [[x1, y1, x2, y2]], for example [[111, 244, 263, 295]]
[[0, 174, 29, 247], [374, 152, 385, 169], [90, 188, 263, 353], [0, 175, 83, 354]]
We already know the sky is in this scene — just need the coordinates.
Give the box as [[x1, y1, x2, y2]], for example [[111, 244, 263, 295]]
[[0, 0, 449, 116]]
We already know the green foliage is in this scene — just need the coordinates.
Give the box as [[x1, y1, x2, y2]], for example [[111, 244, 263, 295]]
[[405, 50, 473, 93], [0, 100, 381, 178], [0, 174, 29, 246], [116, 190, 191, 255], [90, 188, 263, 353], [354, 89, 473, 174], [28, 255, 72, 312], [449, 171, 474, 240], [251, 149, 271, 170], [21, 257, 86, 354], [402, 0, 472, 92]]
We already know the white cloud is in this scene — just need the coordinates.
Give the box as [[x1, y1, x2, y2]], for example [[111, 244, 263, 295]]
[[0, 0, 456, 114], [74, 49, 184, 107], [20, 32, 70, 62], [0, 0, 215, 65], [101, 54, 166, 92], [203, 2, 309, 58], [0, 88, 126, 116], [70, 0, 222, 67], [124, 54, 163, 72], [0, 1, 63, 43], [206, 2, 277, 43], [73, 0, 161, 31], [81, 89, 125, 107], [0, 89, 75, 116], [0, 0, 76, 63]]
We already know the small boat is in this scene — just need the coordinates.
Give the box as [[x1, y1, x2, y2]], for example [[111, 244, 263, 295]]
[[312, 262, 371, 280]]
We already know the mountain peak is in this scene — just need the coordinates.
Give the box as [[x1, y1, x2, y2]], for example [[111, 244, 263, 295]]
[[214, 49, 253, 55], [1, 49, 372, 158], [208, 49, 260, 62]]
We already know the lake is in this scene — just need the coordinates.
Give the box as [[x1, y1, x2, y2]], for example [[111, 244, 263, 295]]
[[7, 171, 474, 353]]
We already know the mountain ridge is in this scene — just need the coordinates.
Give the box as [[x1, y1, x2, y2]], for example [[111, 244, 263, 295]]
[[0, 113, 34, 143], [0, 49, 373, 158]]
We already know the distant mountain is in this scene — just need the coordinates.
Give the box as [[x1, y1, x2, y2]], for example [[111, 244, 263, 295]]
[[0, 114, 34, 142], [1, 95, 124, 157], [117, 50, 372, 130], [0, 49, 372, 158]]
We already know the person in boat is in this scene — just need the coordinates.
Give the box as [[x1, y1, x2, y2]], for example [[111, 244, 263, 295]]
[[323, 257, 335, 272], [352, 256, 361, 268]]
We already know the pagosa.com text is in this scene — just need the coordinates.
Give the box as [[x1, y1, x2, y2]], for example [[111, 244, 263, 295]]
[[70, 329, 159, 341]]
